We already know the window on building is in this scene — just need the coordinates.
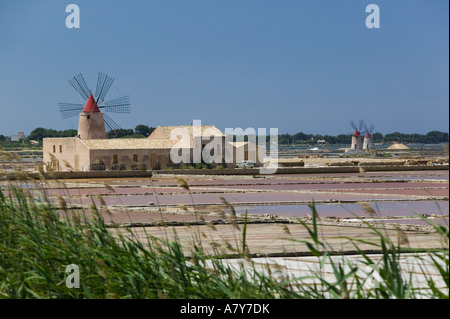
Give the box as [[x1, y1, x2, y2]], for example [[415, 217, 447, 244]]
[[53, 145, 56, 153], [133, 154, 138, 162], [113, 155, 118, 164], [59, 145, 63, 153]]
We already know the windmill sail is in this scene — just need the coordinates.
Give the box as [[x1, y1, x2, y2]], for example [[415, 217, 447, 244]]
[[350, 120, 365, 135], [59, 71, 131, 136], [58, 103, 85, 119], [100, 95, 131, 113], [103, 113, 122, 132], [358, 120, 365, 132], [95, 71, 115, 104], [69, 73, 91, 101]]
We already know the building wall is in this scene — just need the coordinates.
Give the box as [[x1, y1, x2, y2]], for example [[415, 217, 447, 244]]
[[149, 129, 229, 167], [43, 137, 90, 172], [44, 137, 174, 172], [363, 137, 374, 149], [356, 136, 364, 149], [228, 142, 264, 166], [193, 136, 227, 166], [149, 126, 230, 167], [351, 136, 360, 149], [89, 148, 171, 170], [78, 112, 107, 140], [11, 133, 26, 142], [43, 137, 267, 171], [44, 125, 232, 171]]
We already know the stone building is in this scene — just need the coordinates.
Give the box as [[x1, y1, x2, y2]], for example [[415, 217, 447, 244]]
[[43, 137, 181, 171], [10, 132, 26, 142], [43, 97, 264, 171], [44, 125, 265, 172]]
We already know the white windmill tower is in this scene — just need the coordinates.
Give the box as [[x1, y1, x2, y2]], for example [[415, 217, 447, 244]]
[[363, 123, 375, 149], [350, 120, 364, 149]]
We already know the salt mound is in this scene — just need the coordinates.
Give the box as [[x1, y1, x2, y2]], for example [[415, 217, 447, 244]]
[[387, 143, 410, 150]]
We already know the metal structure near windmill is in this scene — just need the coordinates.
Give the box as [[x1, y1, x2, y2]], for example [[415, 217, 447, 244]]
[[363, 123, 375, 149], [58, 72, 131, 139], [350, 120, 365, 149]]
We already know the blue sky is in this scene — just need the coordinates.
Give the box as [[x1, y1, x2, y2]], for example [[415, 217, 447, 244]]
[[0, 0, 448, 136]]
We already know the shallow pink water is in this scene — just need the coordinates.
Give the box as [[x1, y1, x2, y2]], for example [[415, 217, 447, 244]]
[[229, 201, 449, 218], [207, 182, 445, 191], [70, 192, 412, 207], [10, 170, 447, 228]]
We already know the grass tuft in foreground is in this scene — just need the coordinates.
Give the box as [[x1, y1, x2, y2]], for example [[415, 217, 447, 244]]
[[0, 179, 448, 299]]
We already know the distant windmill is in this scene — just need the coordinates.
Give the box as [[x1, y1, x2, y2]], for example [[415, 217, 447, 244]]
[[363, 123, 375, 149], [350, 120, 365, 149], [58, 72, 131, 139]]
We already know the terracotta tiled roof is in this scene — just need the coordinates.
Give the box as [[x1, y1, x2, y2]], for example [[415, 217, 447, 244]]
[[159, 126, 186, 137], [81, 138, 189, 150], [183, 125, 225, 137], [80, 125, 225, 150], [149, 125, 225, 139]]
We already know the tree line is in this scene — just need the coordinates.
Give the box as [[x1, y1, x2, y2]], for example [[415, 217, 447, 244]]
[[1, 127, 448, 146], [276, 131, 448, 145], [233, 131, 449, 145], [0, 125, 156, 146]]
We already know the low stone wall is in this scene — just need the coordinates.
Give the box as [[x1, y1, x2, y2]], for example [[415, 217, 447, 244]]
[[2, 170, 152, 180], [49, 170, 153, 179], [2, 164, 447, 180], [277, 160, 305, 167], [326, 161, 357, 167], [153, 164, 449, 176], [358, 160, 406, 166]]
